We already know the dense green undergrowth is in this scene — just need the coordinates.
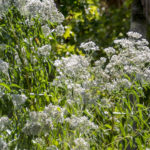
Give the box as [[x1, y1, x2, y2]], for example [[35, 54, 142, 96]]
[[0, 1, 150, 150]]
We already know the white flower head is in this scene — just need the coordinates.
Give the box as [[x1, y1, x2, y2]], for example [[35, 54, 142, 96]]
[[65, 115, 98, 131], [22, 0, 64, 23], [38, 44, 51, 56], [0, 116, 11, 131], [127, 31, 142, 39], [104, 47, 115, 56], [74, 138, 90, 150], [80, 41, 99, 52], [22, 122, 42, 136], [0, 60, 9, 75], [114, 39, 134, 48], [44, 104, 65, 123], [0, 138, 8, 150], [12, 94, 27, 106], [42, 25, 51, 37], [55, 24, 65, 36]]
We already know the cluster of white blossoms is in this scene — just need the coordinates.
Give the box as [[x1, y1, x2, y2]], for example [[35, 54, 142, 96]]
[[41, 25, 51, 37], [55, 24, 65, 36], [0, 60, 9, 75], [0, 0, 64, 23], [38, 44, 51, 56], [65, 115, 98, 132], [44, 103, 65, 123], [104, 47, 116, 57], [0, 138, 8, 150], [80, 41, 99, 52], [100, 31, 150, 92], [74, 138, 90, 150], [23, 104, 65, 136], [23, 111, 53, 136], [127, 32, 142, 39], [53, 55, 96, 104], [12, 94, 27, 107], [94, 32, 150, 93], [0, 116, 11, 132], [53, 32, 150, 105], [22, 0, 64, 23], [0, 0, 11, 16], [54, 55, 90, 79]]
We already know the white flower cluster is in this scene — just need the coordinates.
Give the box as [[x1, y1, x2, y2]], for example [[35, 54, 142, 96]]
[[54, 31, 150, 104], [38, 44, 51, 56], [65, 115, 98, 132], [44, 103, 65, 123], [41, 25, 51, 37], [0, 0, 64, 23], [54, 55, 90, 79], [74, 138, 90, 150], [23, 104, 65, 136], [0, 0, 11, 16], [0, 138, 8, 150], [127, 31, 142, 39], [104, 47, 116, 57], [55, 24, 65, 36], [100, 32, 150, 92], [0, 0, 26, 16], [92, 32, 150, 93], [23, 111, 53, 136], [22, 0, 64, 22], [80, 41, 99, 52], [12, 94, 27, 107], [0, 60, 9, 75], [53, 55, 97, 104], [0, 116, 10, 132]]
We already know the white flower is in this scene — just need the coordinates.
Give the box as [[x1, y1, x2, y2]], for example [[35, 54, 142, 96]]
[[127, 31, 142, 39], [54, 55, 90, 79], [23, 111, 53, 136], [44, 104, 65, 123], [95, 57, 106, 66], [80, 41, 99, 51], [0, 117, 10, 131], [114, 39, 133, 48], [104, 47, 116, 56], [12, 94, 27, 106], [0, 138, 8, 150], [41, 25, 51, 37], [22, 122, 42, 136], [55, 24, 65, 36], [38, 44, 51, 56], [65, 115, 98, 131], [54, 59, 62, 67], [136, 39, 149, 46], [74, 138, 90, 150], [0, 60, 9, 75], [0, 0, 11, 16], [22, 0, 64, 23]]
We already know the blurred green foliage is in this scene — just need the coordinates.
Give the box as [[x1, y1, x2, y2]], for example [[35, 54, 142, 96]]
[[55, 0, 132, 49]]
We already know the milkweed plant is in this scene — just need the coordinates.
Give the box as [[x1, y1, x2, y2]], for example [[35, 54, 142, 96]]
[[0, 0, 150, 150]]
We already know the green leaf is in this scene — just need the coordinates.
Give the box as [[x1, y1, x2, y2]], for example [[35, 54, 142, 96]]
[[0, 83, 11, 91], [10, 84, 22, 89]]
